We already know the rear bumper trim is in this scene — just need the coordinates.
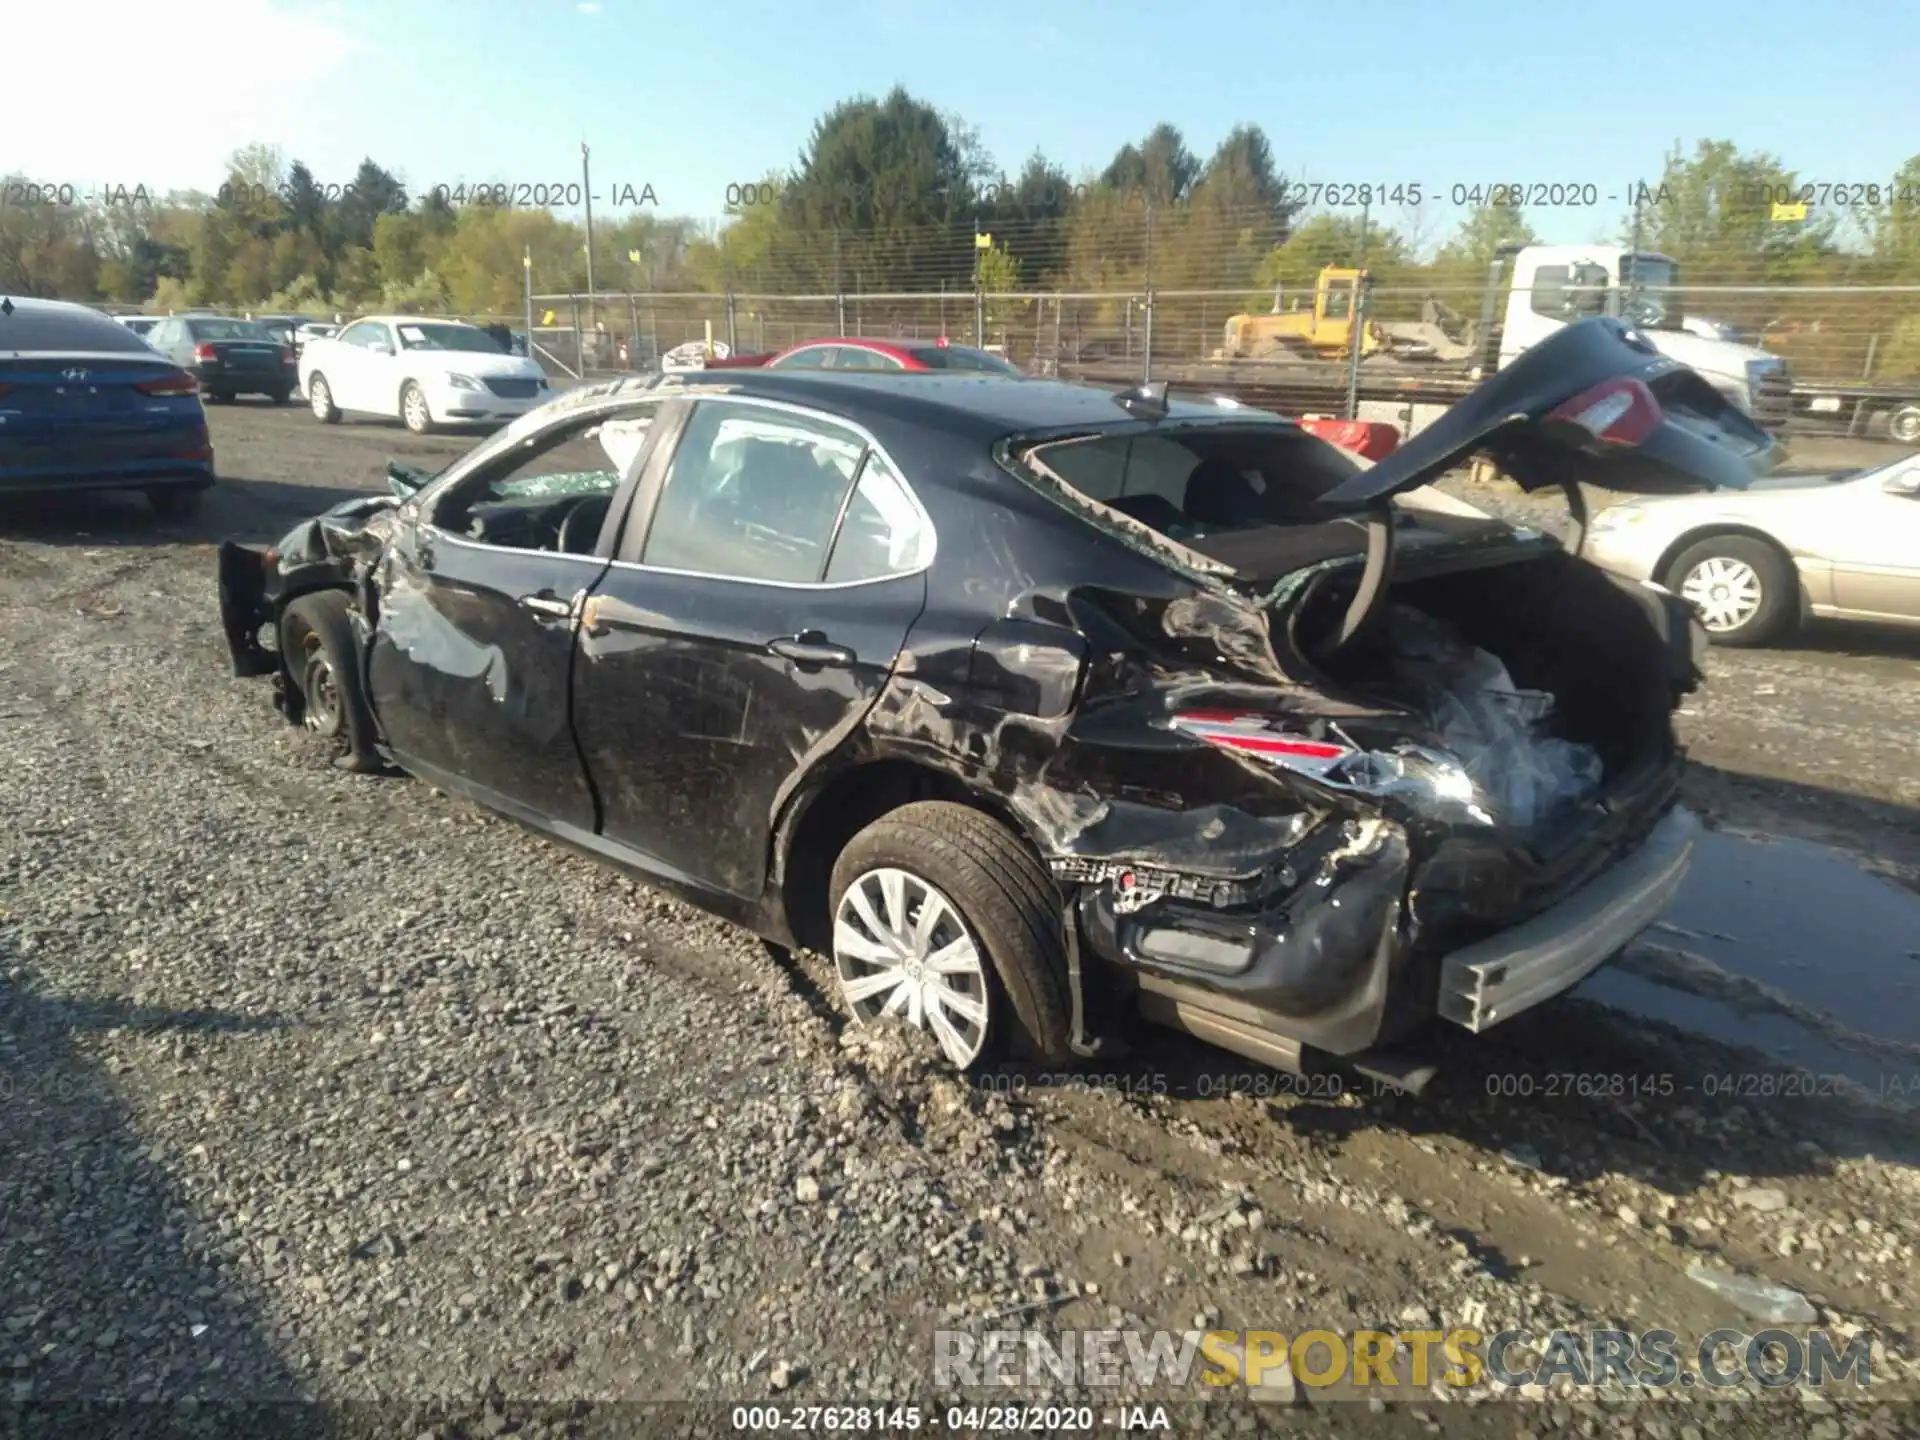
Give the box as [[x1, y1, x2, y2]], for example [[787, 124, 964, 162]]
[[1438, 806, 1697, 1032]]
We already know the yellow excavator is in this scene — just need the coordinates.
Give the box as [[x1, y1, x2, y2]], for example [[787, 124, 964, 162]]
[[1220, 266, 1475, 363]]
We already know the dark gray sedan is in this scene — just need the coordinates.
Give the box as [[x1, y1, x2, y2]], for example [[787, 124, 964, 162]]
[[145, 315, 298, 404]]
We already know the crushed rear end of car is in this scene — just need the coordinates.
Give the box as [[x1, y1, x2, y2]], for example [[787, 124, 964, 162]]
[[995, 319, 1774, 1084]]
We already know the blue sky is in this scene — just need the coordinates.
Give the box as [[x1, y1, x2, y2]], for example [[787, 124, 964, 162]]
[[15, 0, 1919, 252]]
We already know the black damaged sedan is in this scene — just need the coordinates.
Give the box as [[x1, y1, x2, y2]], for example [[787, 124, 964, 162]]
[[218, 318, 1776, 1079]]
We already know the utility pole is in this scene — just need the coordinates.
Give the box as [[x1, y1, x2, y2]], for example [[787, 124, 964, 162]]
[[1344, 199, 1370, 420], [1627, 180, 1645, 322], [523, 244, 533, 358], [581, 141, 597, 336], [1142, 195, 1156, 383], [972, 212, 984, 348]]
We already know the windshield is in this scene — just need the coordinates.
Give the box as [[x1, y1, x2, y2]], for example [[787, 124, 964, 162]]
[[1619, 255, 1683, 330], [396, 322, 508, 353], [188, 319, 276, 342], [908, 344, 1021, 375], [1023, 424, 1366, 539]]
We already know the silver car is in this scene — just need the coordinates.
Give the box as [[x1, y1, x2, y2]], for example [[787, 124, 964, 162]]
[[1583, 453, 1920, 645]]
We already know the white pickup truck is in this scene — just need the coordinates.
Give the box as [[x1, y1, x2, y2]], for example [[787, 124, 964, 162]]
[[299, 316, 553, 434]]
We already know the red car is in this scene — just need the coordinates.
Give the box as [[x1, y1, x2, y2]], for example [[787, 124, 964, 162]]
[[708, 336, 1023, 376]]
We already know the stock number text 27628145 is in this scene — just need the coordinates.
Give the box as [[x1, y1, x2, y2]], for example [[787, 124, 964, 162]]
[[1280, 182, 1422, 207]]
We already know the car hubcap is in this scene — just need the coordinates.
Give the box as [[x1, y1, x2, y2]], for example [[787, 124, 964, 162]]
[[302, 646, 342, 736], [833, 867, 989, 1069], [311, 381, 329, 416], [405, 390, 426, 428], [1681, 556, 1763, 631]]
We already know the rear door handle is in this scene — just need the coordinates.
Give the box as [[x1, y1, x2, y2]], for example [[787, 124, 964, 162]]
[[520, 589, 577, 619], [769, 631, 855, 668]]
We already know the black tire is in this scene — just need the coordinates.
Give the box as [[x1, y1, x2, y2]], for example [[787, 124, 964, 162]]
[[279, 590, 382, 772], [270, 387, 293, 406], [148, 486, 204, 519], [307, 373, 340, 423], [1889, 404, 1920, 445], [400, 380, 434, 435], [829, 801, 1072, 1069], [1664, 534, 1795, 647]]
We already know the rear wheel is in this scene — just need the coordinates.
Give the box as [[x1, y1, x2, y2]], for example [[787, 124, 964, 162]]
[[270, 387, 293, 405], [279, 591, 382, 772], [1889, 404, 1920, 445], [1666, 534, 1795, 647], [308, 373, 340, 423], [828, 802, 1072, 1071], [400, 381, 434, 435]]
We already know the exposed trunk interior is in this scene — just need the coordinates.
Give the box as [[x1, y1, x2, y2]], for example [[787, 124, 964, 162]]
[[1292, 548, 1677, 825]]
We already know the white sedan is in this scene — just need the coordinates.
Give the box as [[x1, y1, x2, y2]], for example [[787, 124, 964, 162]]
[[1583, 453, 1920, 645], [298, 316, 553, 433]]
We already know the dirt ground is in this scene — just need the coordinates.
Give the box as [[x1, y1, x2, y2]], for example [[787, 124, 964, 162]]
[[0, 404, 1915, 1437]]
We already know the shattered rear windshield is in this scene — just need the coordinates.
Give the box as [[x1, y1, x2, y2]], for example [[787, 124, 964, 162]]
[[1023, 425, 1368, 541]]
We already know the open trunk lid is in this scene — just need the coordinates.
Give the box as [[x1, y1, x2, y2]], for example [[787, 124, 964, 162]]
[[1317, 316, 1780, 509]]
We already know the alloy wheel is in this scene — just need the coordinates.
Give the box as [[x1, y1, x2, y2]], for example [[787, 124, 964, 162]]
[[1680, 556, 1764, 632], [833, 867, 990, 1069], [404, 386, 429, 432], [301, 642, 344, 737], [310, 378, 331, 418]]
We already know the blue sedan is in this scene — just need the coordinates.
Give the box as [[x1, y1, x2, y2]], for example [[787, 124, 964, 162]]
[[0, 296, 215, 518]]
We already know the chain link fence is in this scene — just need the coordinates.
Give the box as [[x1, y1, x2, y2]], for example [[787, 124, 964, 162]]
[[510, 276, 1920, 440]]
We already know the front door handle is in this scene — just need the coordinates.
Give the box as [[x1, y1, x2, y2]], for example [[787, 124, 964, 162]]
[[768, 631, 855, 668], [520, 589, 577, 619]]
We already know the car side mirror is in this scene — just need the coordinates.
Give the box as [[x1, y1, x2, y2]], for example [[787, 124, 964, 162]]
[[1883, 469, 1920, 497], [387, 460, 428, 497]]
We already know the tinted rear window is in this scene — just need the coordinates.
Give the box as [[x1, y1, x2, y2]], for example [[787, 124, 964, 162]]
[[908, 345, 1020, 375], [1025, 425, 1365, 534], [0, 305, 161, 354], [188, 319, 276, 342]]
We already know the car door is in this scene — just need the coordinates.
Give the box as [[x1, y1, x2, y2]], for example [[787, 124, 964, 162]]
[[572, 395, 934, 902], [364, 400, 664, 829], [318, 321, 372, 410], [1829, 460, 1920, 620], [352, 321, 401, 416]]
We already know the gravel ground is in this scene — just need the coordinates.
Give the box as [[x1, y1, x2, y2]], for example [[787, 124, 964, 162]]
[[1, 405, 1916, 1437]]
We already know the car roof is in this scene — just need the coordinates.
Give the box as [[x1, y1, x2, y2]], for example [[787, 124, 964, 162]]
[[648, 370, 1292, 439], [350, 315, 479, 327], [783, 338, 920, 357]]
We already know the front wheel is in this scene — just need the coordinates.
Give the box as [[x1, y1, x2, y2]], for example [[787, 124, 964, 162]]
[[308, 373, 340, 423], [1888, 404, 1920, 445], [279, 590, 382, 772], [828, 802, 1072, 1071], [400, 381, 434, 435], [1667, 535, 1795, 647]]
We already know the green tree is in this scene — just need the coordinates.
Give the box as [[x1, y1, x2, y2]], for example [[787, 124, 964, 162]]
[[1626, 139, 1839, 279], [1254, 214, 1410, 292], [771, 88, 985, 292], [1435, 204, 1539, 274], [334, 159, 409, 252], [981, 151, 1076, 284], [1100, 123, 1199, 205]]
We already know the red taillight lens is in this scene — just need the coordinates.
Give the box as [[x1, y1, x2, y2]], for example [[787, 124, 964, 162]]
[[194, 343, 218, 361], [1547, 376, 1661, 447], [0, 382, 11, 399], [1171, 712, 1351, 762], [136, 369, 199, 396], [279, 345, 294, 364]]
